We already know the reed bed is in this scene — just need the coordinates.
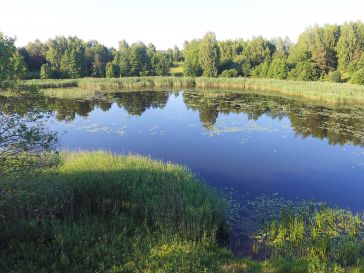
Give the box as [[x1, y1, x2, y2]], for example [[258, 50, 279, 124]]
[[27, 77, 364, 105]]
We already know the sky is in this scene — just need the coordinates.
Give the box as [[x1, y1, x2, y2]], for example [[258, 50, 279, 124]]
[[1, 0, 363, 50]]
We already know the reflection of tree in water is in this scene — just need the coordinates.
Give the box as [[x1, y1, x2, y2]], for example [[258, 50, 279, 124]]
[[113, 91, 170, 116], [0, 93, 49, 116], [0, 91, 169, 122], [183, 91, 364, 146], [1, 90, 364, 146]]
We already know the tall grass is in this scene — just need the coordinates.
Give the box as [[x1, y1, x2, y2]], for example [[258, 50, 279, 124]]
[[27, 77, 364, 105], [0, 151, 229, 272], [0, 151, 225, 240], [1, 151, 363, 272]]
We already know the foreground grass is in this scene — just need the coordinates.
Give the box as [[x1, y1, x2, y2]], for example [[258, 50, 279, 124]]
[[1, 152, 363, 272], [0, 152, 231, 272], [26, 77, 364, 105]]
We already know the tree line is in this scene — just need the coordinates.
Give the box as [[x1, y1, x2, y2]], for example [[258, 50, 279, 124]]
[[184, 21, 364, 84], [17, 37, 182, 79], [1, 21, 364, 86]]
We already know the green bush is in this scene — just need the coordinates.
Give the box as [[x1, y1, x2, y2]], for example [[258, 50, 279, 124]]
[[328, 71, 342, 83], [220, 69, 239, 78], [351, 68, 364, 85]]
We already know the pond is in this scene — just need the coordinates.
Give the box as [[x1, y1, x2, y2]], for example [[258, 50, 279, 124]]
[[2, 89, 364, 252]]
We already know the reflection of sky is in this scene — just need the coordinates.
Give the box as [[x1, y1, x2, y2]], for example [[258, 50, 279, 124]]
[[48, 92, 364, 212]]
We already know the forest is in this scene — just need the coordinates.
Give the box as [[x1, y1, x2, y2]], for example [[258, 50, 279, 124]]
[[1, 21, 364, 86]]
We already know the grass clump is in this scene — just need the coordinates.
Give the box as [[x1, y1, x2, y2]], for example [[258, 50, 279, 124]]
[[0, 151, 228, 273]]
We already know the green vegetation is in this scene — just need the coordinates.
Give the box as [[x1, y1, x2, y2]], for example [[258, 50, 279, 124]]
[[0, 33, 27, 89], [1, 151, 363, 272], [0, 151, 229, 273], [26, 77, 364, 105], [254, 207, 364, 272], [169, 62, 184, 76], [1, 20, 362, 87]]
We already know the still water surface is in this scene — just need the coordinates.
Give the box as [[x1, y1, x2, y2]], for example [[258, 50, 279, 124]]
[[38, 90, 364, 213], [2, 90, 364, 213]]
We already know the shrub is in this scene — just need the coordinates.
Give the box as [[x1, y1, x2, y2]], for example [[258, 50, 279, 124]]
[[328, 71, 342, 83], [220, 69, 239, 78], [350, 68, 364, 85]]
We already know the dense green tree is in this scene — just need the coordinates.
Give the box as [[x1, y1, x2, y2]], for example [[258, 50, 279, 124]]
[[267, 56, 289, 79], [7, 20, 364, 83], [11, 50, 28, 80], [328, 70, 341, 83], [0, 33, 27, 89], [60, 49, 84, 79], [220, 68, 239, 78], [350, 68, 364, 85], [199, 32, 220, 77], [337, 21, 364, 78], [45, 36, 67, 77], [40, 63, 53, 79], [105, 62, 120, 78], [287, 25, 340, 79], [288, 60, 320, 81], [22, 39, 47, 73], [173, 46, 183, 62], [241, 37, 274, 67], [151, 52, 171, 76], [128, 42, 150, 76], [252, 59, 270, 78], [85, 41, 113, 77], [117, 40, 131, 77], [183, 40, 203, 76]]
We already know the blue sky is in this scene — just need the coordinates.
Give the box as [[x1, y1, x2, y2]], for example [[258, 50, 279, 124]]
[[1, 0, 363, 49]]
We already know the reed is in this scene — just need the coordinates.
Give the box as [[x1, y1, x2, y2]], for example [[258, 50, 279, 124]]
[[26, 77, 364, 105]]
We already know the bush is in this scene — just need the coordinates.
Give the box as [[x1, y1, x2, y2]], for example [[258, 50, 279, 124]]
[[220, 69, 239, 78], [328, 70, 342, 83], [350, 68, 364, 85], [288, 61, 320, 81], [40, 63, 53, 79], [105, 62, 120, 78]]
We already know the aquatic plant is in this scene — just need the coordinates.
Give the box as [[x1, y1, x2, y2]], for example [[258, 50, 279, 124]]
[[254, 207, 364, 268]]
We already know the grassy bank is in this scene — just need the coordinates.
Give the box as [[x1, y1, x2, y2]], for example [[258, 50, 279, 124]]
[[26, 77, 364, 105], [0, 151, 229, 272], [1, 151, 363, 272]]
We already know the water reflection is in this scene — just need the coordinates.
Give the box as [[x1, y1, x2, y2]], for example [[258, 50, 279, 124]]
[[1, 90, 363, 146]]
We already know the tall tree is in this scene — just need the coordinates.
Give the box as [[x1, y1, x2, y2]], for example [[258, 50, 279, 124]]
[[0, 32, 27, 89], [199, 32, 220, 77], [337, 21, 364, 78], [183, 40, 202, 77]]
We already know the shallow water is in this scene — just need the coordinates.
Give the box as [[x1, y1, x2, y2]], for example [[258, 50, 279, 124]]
[[2, 89, 364, 252]]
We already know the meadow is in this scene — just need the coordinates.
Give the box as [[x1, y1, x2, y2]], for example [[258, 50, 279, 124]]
[[26, 77, 364, 105]]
